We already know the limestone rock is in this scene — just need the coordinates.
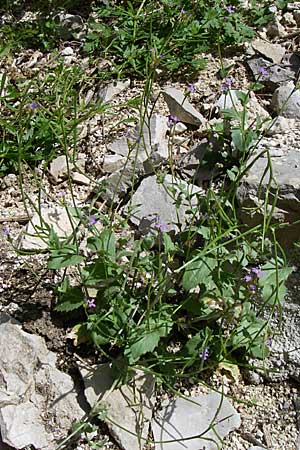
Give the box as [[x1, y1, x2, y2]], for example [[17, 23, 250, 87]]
[[54, 13, 85, 40], [98, 160, 144, 204], [99, 79, 130, 103], [251, 39, 285, 64], [162, 87, 206, 126], [18, 205, 79, 251], [79, 363, 155, 450], [48, 154, 85, 184], [60, 46, 74, 56], [236, 150, 300, 247], [0, 314, 85, 450], [247, 57, 297, 90], [271, 81, 300, 119], [126, 174, 204, 234], [215, 90, 241, 110], [103, 154, 126, 173], [152, 391, 241, 450]]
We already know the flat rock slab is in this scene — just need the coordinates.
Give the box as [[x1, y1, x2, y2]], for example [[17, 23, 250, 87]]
[[79, 363, 155, 450], [271, 81, 300, 119], [18, 205, 78, 251], [162, 87, 206, 126], [0, 314, 85, 450], [247, 57, 297, 91], [127, 175, 204, 234], [237, 149, 300, 247], [152, 392, 241, 450], [251, 39, 285, 64]]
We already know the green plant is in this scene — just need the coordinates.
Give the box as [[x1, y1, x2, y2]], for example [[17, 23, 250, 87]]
[[0, 62, 106, 175], [83, 0, 276, 78]]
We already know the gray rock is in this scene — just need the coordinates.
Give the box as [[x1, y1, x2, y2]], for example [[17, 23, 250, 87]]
[[99, 161, 144, 204], [79, 363, 155, 450], [172, 122, 187, 135], [71, 171, 90, 185], [266, 20, 285, 38], [18, 205, 79, 250], [98, 79, 130, 103], [248, 447, 267, 450], [126, 174, 204, 234], [215, 90, 241, 110], [108, 114, 169, 165], [152, 392, 241, 450], [282, 11, 297, 27], [294, 10, 300, 26], [251, 39, 285, 64], [266, 116, 295, 136], [55, 13, 85, 40], [103, 154, 126, 173], [247, 57, 297, 90], [271, 81, 300, 119], [48, 154, 85, 184], [236, 150, 300, 247], [162, 87, 206, 126], [0, 314, 84, 450], [60, 46, 74, 56]]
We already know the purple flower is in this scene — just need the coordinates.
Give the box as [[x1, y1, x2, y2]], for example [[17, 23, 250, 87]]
[[251, 267, 264, 278], [29, 102, 38, 110], [159, 54, 164, 59], [167, 115, 178, 127], [220, 76, 234, 92], [187, 84, 196, 93], [154, 218, 168, 233], [258, 66, 269, 78], [3, 227, 10, 237], [225, 5, 235, 14], [87, 215, 97, 227], [249, 284, 257, 292], [266, 335, 273, 348], [57, 191, 66, 198], [199, 348, 209, 361], [180, 8, 186, 14], [244, 273, 253, 283], [86, 298, 96, 309]]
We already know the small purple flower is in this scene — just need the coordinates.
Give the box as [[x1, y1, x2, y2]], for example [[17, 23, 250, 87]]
[[249, 284, 257, 292], [225, 5, 235, 14], [180, 8, 186, 14], [220, 76, 234, 92], [87, 215, 97, 227], [57, 191, 66, 198], [167, 115, 179, 127], [29, 102, 38, 110], [3, 227, 10, 238], [266, 335, 273, 348], [154, 218, 168, 233], [199, 348, 209, 361], [251, 267, 265, 278], [244, 273, 253, 283], [258, 66, 269, 78], [86, 298, 96, 309], [187, 84, 196, 93], [159, 54, 164, 59]]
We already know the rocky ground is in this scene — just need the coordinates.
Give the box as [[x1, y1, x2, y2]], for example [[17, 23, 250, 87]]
[[1, 2, 300, 450]]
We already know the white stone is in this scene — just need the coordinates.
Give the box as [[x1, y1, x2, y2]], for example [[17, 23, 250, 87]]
[[162, 87, 206, 126], [18, 205, 79, 250], [271, 81, 300, 118], [60, 46, 74, 56], [152, 392, 241, 450], [71, 171, 90, 185], [252, 39, 285, 64], [99, 79, 130, 103], [79, 363, 155, 450], [0, 315, 85, 450], [103, 153, 126, 173]]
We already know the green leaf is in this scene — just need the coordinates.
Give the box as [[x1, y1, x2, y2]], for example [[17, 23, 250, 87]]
[[87, 230, 115, 259], [163, 233, 177, 253], [126, 331, 162, 364], [259, 261, 293, 305], [48, 245, 84, 269], [55, 287, 84, 312], [182, 256, 217, 291]]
